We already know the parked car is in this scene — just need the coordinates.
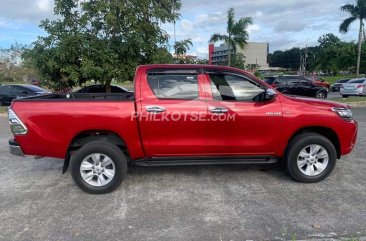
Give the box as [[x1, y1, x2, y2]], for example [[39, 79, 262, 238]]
[[0, 84, 49, 106], [313, 77, 331, 91], [264, 75, 328, 99], [76, 84, 130, 93], [340, 78, 366, 97], [331, 79, 350, 92], [8, 65, 357, 194]]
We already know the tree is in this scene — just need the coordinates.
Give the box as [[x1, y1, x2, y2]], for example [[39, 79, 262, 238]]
[[269, 48, 302, 70], [339, 0, 366, 77], [174, 38, 193, 57], [209, 7, 253, 66], [150, 47, 174, 64], [173, 38, 193, 63], [1, 43, 39, 83], [23, 0, 181, 91]]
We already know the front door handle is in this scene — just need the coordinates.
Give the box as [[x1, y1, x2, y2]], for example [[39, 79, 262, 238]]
[[146, 106, 166, 113], [209, 107, 229, 114]]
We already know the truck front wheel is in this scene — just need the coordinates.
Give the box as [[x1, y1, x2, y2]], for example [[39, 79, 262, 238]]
[[70, 141, 127, 194], [285, 133, 337, 183]]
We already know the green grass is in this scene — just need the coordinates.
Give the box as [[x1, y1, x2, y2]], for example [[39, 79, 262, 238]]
[[322, 75, 355, 85], [0, 106, 8, 113], [331, 96, 366, 103]]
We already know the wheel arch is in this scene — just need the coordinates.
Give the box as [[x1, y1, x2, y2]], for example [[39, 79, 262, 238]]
[[285, 126, 340, 159], [63, 130, 131, 173]]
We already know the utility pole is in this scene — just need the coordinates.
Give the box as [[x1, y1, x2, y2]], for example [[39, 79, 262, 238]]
[[173, 0, 176, 44], [304, 44, 308, 76]]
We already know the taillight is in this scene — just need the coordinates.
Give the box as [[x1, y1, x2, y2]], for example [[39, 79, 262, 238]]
[[356, 84, 365, 88], [8, 108, 28, 135]]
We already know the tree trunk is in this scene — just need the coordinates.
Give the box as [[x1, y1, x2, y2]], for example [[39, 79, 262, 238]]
[[356, 19, 363, 77], [105, 81, 112, 93]]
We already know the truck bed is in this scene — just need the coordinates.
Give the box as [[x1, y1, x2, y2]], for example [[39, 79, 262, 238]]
[[10, 92, 143, 160], [15, 92, 135, 101]]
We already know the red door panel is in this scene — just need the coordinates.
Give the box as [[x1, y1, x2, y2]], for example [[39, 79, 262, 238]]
[[137, 68, 207, 157], [205, 100, 283, 155], [203, 71, 283, 156]]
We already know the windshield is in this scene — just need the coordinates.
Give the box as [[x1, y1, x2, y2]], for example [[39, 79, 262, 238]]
[[337, 79, 350, 83]]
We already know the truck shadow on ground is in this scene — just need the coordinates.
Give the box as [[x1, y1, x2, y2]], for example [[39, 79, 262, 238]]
[[125, 163, 290, 180]]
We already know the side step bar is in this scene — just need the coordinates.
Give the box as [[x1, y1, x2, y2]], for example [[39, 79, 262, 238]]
[[134, 156, 279, 167]]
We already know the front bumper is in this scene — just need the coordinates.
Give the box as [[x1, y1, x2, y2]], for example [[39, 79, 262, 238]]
[[9, 139, 24, 156]]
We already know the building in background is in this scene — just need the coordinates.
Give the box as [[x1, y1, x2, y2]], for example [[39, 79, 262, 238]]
[[208, 42, 269, 69], [173, 54, 198, 62]]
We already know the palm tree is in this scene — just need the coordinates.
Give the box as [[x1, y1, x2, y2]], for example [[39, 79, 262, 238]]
[[174, 38, 193, 61], [339, 0, 366, 77], [209, 7, 253, 66]]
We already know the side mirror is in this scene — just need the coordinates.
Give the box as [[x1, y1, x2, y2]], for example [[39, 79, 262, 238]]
[[264, 89, 277, 101]]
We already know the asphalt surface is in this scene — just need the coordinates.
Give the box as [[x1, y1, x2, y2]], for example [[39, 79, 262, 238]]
[[0, 108, 366, 241], [327, 91, 342, 99]]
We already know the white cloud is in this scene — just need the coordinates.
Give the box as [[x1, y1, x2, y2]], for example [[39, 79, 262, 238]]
[[255, 11, 263, 17], [181, 19, 194, 32], [36, 0, 53, 12], [274, 21, 306, 33], [0, 19, 21, 30], [197, 47, 208, 55], [247, 24, 261, 34]]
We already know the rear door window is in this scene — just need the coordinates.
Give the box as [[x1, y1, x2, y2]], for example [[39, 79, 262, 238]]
[[298, 79, 313, 86], [286, 78, 299, 86], [147, 70, 199, 99], [9, 86, 27, 96]]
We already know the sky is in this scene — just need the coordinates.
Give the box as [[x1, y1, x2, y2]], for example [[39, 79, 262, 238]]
[[0, 0, 361, 59]]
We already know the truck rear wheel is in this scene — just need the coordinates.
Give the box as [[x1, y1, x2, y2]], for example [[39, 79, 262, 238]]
[[70, 141, 127, 194], [285, 133, 337, 183]]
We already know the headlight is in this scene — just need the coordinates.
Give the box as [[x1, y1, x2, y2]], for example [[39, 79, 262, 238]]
[[332, 107, 353, 121], [8, 108, 28, 135]]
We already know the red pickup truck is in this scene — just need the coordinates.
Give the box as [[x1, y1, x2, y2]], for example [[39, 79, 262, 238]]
[[8, 65, 357, 194]]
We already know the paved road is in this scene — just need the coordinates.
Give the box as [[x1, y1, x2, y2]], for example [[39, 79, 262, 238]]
[[0, 109, 365, 241], [327, 91, 342, 99]]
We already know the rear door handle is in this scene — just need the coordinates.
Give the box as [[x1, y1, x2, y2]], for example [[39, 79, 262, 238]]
[[209, 107, 229, 114], [146, 106, 166, 113]]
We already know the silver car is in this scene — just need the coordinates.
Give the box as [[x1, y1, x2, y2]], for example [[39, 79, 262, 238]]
[[340, 78, 366, 97]]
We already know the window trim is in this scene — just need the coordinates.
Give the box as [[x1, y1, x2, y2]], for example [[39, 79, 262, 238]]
[[146, 69, 201, 100], [206, 70, 266, 102]]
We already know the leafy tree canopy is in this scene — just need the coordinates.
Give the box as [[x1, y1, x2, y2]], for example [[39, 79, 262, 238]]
[[23, 0, 181, 90]]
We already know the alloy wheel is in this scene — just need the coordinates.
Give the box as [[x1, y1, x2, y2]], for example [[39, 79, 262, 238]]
[[80, 153, 116, 186], [297, 144, 329, 176]]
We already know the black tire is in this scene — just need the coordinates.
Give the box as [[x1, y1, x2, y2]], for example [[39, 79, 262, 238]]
[[316, 90, 327, 99], [70, 141, 127, 194], [342, 95, 349, 98], [285, 133, 337, 183]]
